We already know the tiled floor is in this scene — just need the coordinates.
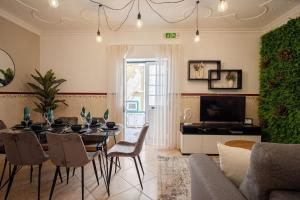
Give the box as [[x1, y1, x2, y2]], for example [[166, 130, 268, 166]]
[[0, 145, 181, 200]]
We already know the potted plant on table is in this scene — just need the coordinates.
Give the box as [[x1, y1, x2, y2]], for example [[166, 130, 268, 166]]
[[226, 72, 236, 88]]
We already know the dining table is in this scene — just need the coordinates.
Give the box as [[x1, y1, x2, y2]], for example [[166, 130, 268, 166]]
[[0, 122, 122, 190]]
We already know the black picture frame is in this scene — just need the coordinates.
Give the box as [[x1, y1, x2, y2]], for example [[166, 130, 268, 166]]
[[188, 60, 221, 81], [208, 69, 243, 90]]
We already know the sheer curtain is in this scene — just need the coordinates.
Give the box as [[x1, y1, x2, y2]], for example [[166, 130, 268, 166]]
[[107, 45, 129, 131], [146, 45, 183, 149]]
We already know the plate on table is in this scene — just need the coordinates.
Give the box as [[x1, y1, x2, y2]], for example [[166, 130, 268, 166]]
[[13, 124, 26, 129], [51, 123, 68, 128], [101, 126, 118, 131]]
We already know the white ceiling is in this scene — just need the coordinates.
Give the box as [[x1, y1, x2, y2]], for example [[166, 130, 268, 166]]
[[0, 0, 299, 32]]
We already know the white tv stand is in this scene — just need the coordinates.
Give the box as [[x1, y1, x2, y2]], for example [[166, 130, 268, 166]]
[[180, 123, 261, 154]]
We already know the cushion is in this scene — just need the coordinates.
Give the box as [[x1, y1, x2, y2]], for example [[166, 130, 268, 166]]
[[239, 143, 300, 200], [217, 142, 251, 186], [270, 191, 300, 200]]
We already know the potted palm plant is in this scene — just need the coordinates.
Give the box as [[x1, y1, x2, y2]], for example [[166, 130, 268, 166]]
[[27, 69, 68, 115]]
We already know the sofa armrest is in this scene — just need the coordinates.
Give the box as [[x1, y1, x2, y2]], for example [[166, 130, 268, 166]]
[[189, 154, 246, 200]]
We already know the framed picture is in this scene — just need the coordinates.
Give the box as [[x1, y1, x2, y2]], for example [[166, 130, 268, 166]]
[[126, 101, 139, 112], [188, 60, 221, 80], [244, 118, 253, 125]]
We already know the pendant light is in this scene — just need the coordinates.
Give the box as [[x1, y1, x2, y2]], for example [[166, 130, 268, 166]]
[[48, 0, 59, 8], [96, 5, 103, 43], [137, 12, 143, 28], [194, 1, 200, 43], [218, 0, 228, 12], [136, 0, 143, 28]]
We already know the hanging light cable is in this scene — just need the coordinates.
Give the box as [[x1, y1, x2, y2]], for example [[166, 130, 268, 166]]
[[194, 0, 200, 42], [89, 0, 197, 31], [96, 4, 103, 42], [137, 0, 143, 28]]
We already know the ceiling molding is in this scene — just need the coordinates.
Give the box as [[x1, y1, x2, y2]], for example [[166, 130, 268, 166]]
[[15, 0, 79, 25], [0, 7, 41, 35], [263, 3, 300, 33], [15, 0, 38, 12], [206, 0, 271, 21]]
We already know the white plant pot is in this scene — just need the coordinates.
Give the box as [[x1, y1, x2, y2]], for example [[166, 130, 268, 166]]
[[228, 80, 234, 88]]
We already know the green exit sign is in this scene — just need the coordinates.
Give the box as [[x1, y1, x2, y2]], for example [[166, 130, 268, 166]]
[[165, 32, 179, 39]]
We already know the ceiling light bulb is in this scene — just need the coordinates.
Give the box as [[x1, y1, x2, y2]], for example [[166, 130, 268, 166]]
[[194, 30, 200, 43], [48, 0, 59, 8], [137, 13, 143, 28], [218, 0, 228, 12], [96, 31, 102, 43]]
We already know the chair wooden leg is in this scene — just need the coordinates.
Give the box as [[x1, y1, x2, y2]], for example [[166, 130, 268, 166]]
[[38, 164, 42, 200], [49, 166, 59, 200], [0, 157, 7, 187], [30, 165, 33, 183], [66, 167, 70, 184], [58, 168, 63, 183], [104, 146, 109, 177], [107, 157, 114, 196], [98, 154, 108, 194], [137, 155, 145, 175], [114, 157, 118, 174], [117, 157, 121, 169], [98, 155, 103, 177], [81, 166, 84, 200], [5, 165, 17, 200], [72, 168, 76, 177], [92, 159, 99, 185], [133, 157, 143, 189]]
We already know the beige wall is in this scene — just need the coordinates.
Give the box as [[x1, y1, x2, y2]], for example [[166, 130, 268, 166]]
[[41, 30, 261, 94], [0, 16, 40, 126], [0, 16, 40, 92]]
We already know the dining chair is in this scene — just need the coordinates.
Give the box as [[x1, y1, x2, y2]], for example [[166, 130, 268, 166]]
[[0, 120, 7, 188], [0, 132, 49, 200], [46, 133, 105, 200], [107, 124, 149, 191]]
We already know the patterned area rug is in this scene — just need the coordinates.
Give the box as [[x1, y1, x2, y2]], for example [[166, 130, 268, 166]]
[[157, 155, 219, 200]]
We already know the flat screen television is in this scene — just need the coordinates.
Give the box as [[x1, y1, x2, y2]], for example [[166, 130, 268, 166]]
[[200, 96, 245, 122]]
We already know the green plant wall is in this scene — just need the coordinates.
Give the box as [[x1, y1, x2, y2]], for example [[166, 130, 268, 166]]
[[259, 17, 300, 143]]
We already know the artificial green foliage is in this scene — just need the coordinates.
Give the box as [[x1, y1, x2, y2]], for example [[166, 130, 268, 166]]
[[27, 69, 68, 114], [259, 17, 300, 143]]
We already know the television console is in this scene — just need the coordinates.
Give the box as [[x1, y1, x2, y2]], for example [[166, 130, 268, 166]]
[[180, 123, 261, 154]]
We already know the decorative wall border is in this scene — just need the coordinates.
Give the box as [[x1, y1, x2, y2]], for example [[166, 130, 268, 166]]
[[181, 93, 259, 96], [0, 92, 107, 95], [0, 92, 259, 96]]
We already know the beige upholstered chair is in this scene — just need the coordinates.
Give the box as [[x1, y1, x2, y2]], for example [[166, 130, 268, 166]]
[[0, 120, 7, 188], [107, 124, 149, 190], [46, 133, 106, 200], [0, 132, 49, 200]]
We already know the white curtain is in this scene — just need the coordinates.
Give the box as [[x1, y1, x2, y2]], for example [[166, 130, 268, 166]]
[[107, 45, 129, 128], [146, 44, 183, 149]]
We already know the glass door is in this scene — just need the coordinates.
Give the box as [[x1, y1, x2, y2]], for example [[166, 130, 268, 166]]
[[124, 59, 158, 142]]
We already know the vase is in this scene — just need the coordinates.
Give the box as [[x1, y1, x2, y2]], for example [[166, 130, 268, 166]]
[[228, 80, 234, 88]]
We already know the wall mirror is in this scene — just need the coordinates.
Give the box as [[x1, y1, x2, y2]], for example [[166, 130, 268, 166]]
[[0, 49, 15, 87]]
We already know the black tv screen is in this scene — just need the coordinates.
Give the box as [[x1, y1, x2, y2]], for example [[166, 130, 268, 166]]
[[200, 96, 245, 122]]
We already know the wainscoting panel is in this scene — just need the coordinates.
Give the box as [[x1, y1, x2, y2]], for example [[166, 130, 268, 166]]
[[0, 94, 107, 127]]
